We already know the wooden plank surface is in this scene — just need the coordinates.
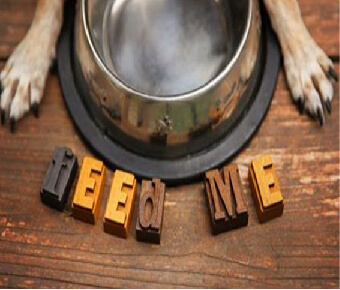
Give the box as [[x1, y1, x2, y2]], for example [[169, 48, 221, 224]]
[[0, 0, 339, 288]]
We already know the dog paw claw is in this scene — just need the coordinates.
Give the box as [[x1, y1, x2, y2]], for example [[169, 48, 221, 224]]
[[0, 28, 54, 131], [284, 43, 336, 124], [317, 108, 324, 127], [296, 97, 305, 114], [31, 103, 40, 118], [10, 118, 16, 133], [325, 99, 332, 114], [328, 67, 339, 82], [1, 111, 5, 125]]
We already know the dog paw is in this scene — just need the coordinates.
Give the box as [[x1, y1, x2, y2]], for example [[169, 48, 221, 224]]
[[0, 32, 55, 132], [283, 33, 338, 126]]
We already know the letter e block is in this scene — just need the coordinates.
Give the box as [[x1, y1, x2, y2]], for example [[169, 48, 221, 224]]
[[248, 155, 284, 223], [72, 157, 106, 224], [103, 170, 137, 239], [136, 179, 166, 244]]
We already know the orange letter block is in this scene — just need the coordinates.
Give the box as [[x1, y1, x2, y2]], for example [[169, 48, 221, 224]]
[[72, 157, 106, 224], [103, 170, 137, 239], [249, 155, 284, 223]]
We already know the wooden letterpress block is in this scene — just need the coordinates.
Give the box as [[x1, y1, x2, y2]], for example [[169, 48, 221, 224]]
[[72, 157, 106, 224], [41, 147, 78, 211], [103, 170, 137, 239], [136, 179, 166, 244], [205, 164, 248, 235], [248, 155, 284, 223]]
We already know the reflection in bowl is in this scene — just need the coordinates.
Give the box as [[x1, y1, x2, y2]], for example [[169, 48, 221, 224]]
[[74, 0, 261, 158]]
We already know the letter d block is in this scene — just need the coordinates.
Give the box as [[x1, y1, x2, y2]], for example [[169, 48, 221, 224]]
[[136, 179, 166, 244], [248, 155, 284, 223], [104, 170, 137, 239], [41, 147, 78, 211], [72, 157, 106, 224]]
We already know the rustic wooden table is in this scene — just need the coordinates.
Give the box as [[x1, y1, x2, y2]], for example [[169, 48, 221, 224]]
[[0, 0, 339, 288]]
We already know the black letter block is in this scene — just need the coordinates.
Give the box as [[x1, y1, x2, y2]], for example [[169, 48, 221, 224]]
[[41, 147, 78, 211]]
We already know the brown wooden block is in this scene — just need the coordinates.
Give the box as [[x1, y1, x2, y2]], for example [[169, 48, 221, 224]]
[[103, 170, 137, 239], [204, 164, 248, 235], [136, 179, 166, 244], [248, 155, 284, 223], [41, 147, 78, 211], [72, 157, 106, 224]]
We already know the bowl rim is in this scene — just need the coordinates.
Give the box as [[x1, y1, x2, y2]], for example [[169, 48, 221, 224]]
[[81, 0, 253, 102]]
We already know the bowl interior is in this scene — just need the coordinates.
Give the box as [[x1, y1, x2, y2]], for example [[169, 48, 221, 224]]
[[86, 0, 250, 97]]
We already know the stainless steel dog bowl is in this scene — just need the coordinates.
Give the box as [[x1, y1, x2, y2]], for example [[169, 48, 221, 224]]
[[74, 0, 261, 158], [57, 0, 280, 183]]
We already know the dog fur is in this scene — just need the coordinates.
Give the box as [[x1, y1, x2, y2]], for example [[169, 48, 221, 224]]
[[0, 0, 338, 132]]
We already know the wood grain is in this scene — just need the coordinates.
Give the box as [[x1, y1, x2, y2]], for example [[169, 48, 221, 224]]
[[0, 0, 338, 59], [299, 0, 339, 58], [0, 0, 339, 288]]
